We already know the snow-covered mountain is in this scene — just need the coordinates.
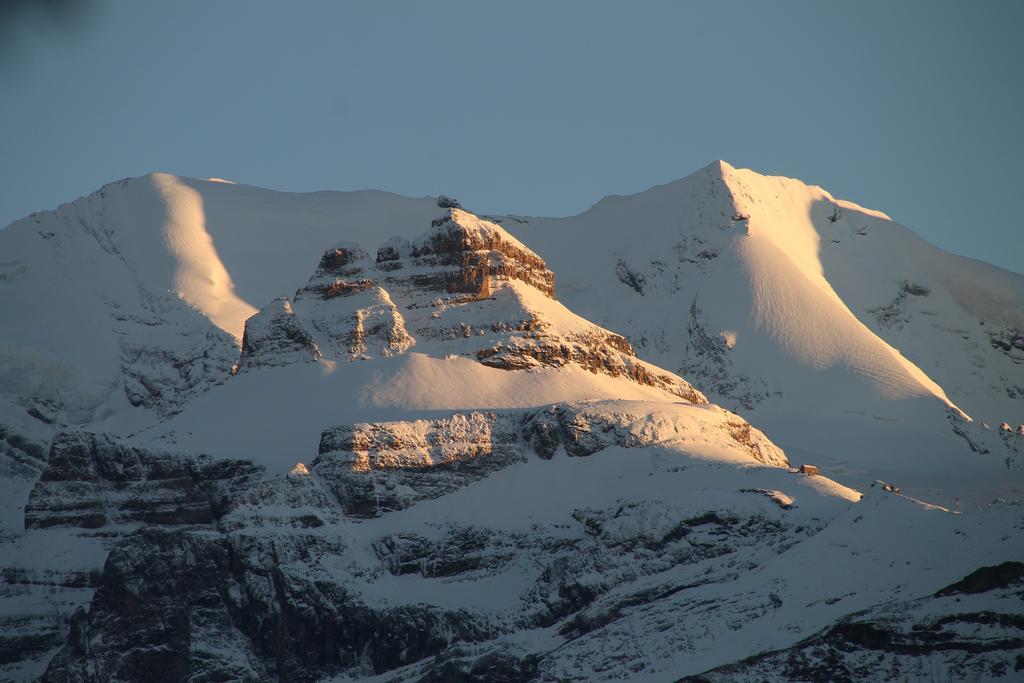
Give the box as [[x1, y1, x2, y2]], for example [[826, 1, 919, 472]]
[[0, 164, 1021, 681], [517, 161, 1024, 505]]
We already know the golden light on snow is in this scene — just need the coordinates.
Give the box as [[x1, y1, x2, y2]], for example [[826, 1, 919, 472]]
[[151, 173, 258, 338], [724, 162, 956, 407]]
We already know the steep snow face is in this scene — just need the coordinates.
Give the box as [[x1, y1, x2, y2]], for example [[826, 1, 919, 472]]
[[516, 161, 1024, 504], [150, 173, 259, 336], [726, 164, 952, 404], [808, 191, 1024, 425], [519, 161, 954, 410]]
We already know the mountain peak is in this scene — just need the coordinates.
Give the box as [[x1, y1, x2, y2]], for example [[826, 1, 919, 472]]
[[410, 207, 556, 299], [417, 208, 534, 254], [704, 159, 736, 176]]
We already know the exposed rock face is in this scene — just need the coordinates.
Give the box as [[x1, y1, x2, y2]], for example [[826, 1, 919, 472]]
[[342, 288, 415, 359], [295, 242, 375, 301], [14, 422, 1019, 682], [2, 434, 259, 680], [0, 424, 47, 484], [43, 528, 493, 683], [237, 297, 321, 372], [31, 414, 800, 683], [408, 209, 556, 299], [322, 411, 515, 473], [289, 244, 415, 361], [297, 282, 414, 361], [117, 297, 240, 417], [947, 407, 1023, 468], [293, 210, 556, 310], [688, 561, 1024, 682], [316, 412, 525, 517], [867, 280, 933, 330], [436, 195, 461, 209], [316, 402, 787, 518], [680, 295, 774, 410], [25, 432, 261, 530], [396, 212, 700, 401], [988, 326, 1024, 366], [614, 257, 647, 294], [0, 426, 59, 677], [520, 402, 786, 466], [476, 328, 706, 403], [316, 242, 370, 277]]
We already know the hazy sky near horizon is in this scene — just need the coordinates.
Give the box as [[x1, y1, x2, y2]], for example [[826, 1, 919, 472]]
[[1, 0, 1021, 273]]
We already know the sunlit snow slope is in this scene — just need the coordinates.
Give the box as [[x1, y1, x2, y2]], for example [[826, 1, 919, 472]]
[[518, 161, 1024, 504]]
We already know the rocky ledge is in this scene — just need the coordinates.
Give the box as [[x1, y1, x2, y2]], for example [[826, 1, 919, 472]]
[[315, 401, 787, 518]]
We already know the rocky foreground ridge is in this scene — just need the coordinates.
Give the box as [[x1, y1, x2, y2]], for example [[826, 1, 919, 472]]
[[8, 409, 1021, 682], [11, 398, 788, 681]]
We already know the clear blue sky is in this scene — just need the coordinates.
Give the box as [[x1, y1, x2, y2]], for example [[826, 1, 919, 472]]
[[2, 0, 1021, 273]]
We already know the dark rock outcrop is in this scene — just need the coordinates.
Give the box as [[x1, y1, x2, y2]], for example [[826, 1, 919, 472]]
[[0, 424, 48, 481], [25, 432, 261, 530], [238, 297, 321, 371], [42, 529, 493, 683], [934, 561, 1024, 596]]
